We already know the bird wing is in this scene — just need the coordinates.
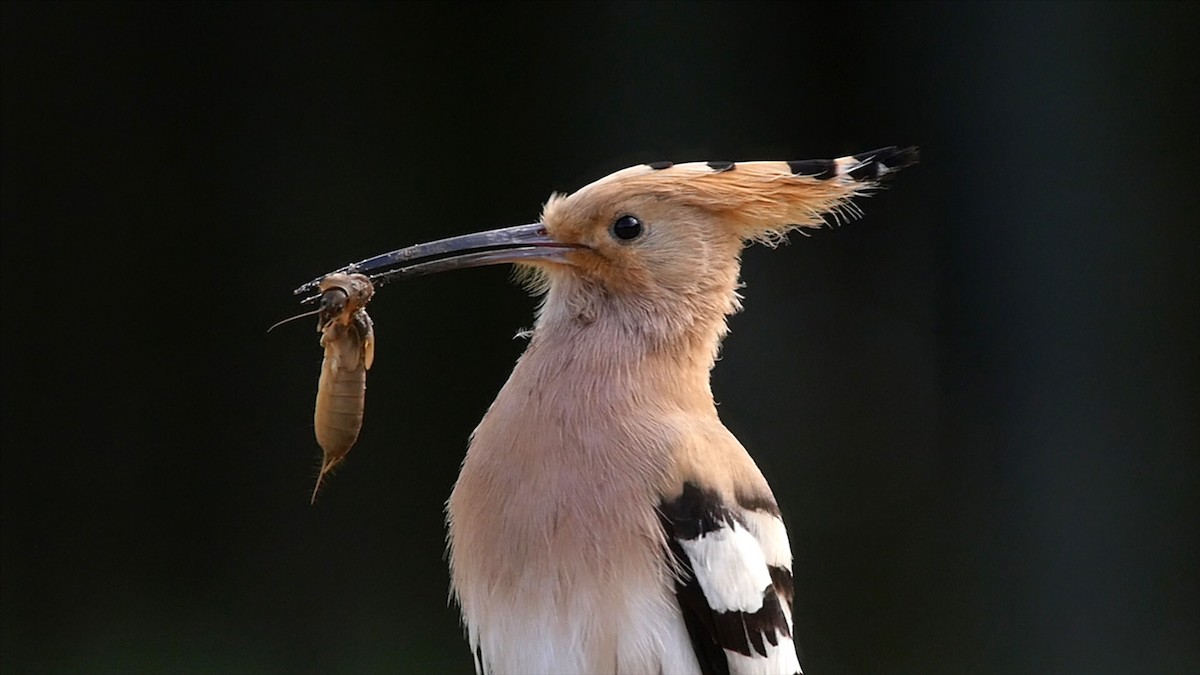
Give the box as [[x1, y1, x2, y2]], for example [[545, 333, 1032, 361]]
[[658, 482, 802, 675]]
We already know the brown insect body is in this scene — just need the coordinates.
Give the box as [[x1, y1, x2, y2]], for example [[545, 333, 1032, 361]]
[[311, 273, 375, 502]]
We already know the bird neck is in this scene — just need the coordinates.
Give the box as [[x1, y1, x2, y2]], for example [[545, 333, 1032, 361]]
[[517, 271, 741, 414]]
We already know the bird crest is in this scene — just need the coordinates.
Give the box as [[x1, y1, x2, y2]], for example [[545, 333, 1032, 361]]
[[543, 146, 918, 246]]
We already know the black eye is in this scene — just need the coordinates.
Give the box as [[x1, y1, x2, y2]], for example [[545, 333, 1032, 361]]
[[611, 215, 643, 241]]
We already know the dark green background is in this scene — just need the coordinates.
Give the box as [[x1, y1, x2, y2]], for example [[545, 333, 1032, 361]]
[[3, 2, 1196, 673]]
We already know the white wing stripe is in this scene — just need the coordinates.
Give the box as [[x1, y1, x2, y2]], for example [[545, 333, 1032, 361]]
[[725, 636, 804, 675], [678, 521, 773, 613], [739, 509, 793, 570]]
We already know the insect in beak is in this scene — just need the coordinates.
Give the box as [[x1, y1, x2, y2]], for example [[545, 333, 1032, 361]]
[[294, 222, 582, 297]]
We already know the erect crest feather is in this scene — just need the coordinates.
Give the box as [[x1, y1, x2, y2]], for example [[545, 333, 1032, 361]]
[[550, 147, 918, 245]]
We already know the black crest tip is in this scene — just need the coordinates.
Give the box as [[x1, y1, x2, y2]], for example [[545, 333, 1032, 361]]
[[853, 146, 920, 170], [847, 146, 919, 182]]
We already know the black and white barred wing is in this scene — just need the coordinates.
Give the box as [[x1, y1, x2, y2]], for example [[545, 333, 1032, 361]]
[[659, 483, 802, 675]]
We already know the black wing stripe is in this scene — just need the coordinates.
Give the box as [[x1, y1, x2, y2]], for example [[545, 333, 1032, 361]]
[[769, 565, 794, 609], [665, 533, 733, 675]]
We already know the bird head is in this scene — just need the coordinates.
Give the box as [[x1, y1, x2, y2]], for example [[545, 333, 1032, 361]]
[[296, 148, 916, 351]]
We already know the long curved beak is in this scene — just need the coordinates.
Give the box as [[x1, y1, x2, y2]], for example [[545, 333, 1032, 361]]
[[294, 222, 579, 295]]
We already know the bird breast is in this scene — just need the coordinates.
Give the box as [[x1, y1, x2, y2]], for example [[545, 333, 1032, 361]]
[[446, 331, 707, 673]]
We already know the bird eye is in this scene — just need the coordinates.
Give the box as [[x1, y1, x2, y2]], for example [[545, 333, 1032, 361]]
[[611, 215, 643, 242]]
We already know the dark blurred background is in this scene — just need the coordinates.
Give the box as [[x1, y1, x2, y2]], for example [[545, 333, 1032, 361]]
[[2, 2, 1196, 673]]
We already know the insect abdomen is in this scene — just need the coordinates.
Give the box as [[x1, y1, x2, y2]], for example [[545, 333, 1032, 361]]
[[314, 321, 369, 458]]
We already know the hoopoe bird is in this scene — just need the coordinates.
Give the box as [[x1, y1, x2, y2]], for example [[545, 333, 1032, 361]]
[[307, 147, 916, 674]]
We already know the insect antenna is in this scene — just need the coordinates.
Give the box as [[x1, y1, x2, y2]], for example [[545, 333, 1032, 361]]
[[267, 307, 322, 332]]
